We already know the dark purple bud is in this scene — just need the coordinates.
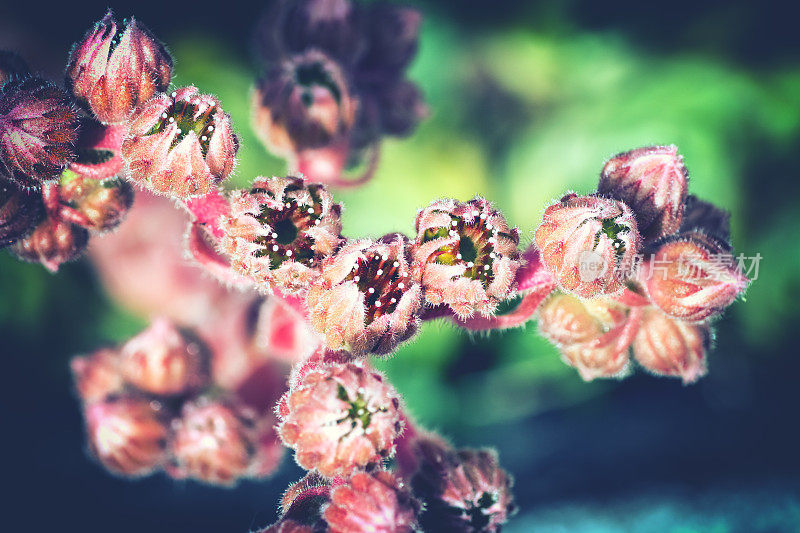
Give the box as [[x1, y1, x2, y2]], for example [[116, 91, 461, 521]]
[[679, 194, 731, 245], [0, 50, 30, 88], [376, 79, 427, 137], [358, 4, 422, 75], [1, 177, 44, 247]]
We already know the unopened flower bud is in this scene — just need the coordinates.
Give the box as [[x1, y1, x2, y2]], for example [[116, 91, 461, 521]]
[[263, 473, 331, 532], [537, 292, 628, 346], [0, 50, 30, 87], [599, 145, 688, 242], [633, 308, 710, 384], [0, 77, 79, 188], [168, 397, 259, 485], [59, 173, 134, 232], [277, 362, 403, 477], [413, 197, 520, 318], [66, 10, 173, 124], [219, 176, 342, 294], [306, 235, 421, 355], [534, 194, 640, 298], [11, 214, 89, 272], [122, 86, 238, 199], [1, 178, 43, 247], [85, 395, 169, 477], [252, 51, 356, 157], [642, 233, 748, 322], [324, 470, 420, 533], [119, 319, 208, 396], [680, 195, 731, 244], [412, 438, 517, 533], [560, 333, 632, 381], [359, 4, 422, 75], [71, 348, 125, 404]]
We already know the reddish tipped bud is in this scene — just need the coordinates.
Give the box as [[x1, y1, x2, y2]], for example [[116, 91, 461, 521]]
[[599, 145, 688, 242], [1, 178, 44, 247], [119, 319, 209, 396], [252, 51, 356, 157], [0, 50, 30, 87], [219, 176, 343, 294], [413, 197, 520, 318], [535, 194, 640, 298], [306, 234, 422, 355], [122, 86, 238, 199], [85, 395, 169, 477], [633, 308, 710, 384], [277, 362, 403, 477], [71, 348, 125, 404], [0, 78, 79, 188], [59, 173, 134, 232], [642, 232, 748, 322], [537, 292, 628, 346], [324, 470, 420, 533], [66, 11, 173, 124], [11, 214, 89, 272]]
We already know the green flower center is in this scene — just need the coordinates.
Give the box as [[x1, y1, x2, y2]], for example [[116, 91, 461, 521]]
[[336, 384, 385, 431], [146, 95, 217, 156]]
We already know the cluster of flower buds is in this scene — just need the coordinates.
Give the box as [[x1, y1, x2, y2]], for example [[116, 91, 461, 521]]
[[252, 0, 427, 185], [71, 318, 285, 484]]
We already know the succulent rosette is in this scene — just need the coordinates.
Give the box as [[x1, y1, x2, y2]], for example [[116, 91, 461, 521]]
[[121, 86, 238, 199], [306, 234, 421, 355], [66, 10, 173, 124], [219, 176, 342, 294], [413, 197, 520, 318], [277, 362, 403, 477]]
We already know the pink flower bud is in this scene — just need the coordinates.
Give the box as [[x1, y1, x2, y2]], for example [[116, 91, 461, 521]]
[[599, 145, 688, 242], [1, 178, 43, 247], [306, 235, 422, 356], [11, 214, 89, 272], [633, 308, 710, 384], [71, 348, 125, 404], [122, 87, 238, 199], [66, 10, 173, 124], [219, 176, 342, 294], [0, 50, 30, 87], [413, 197, 520, 318], [277, 362, 403, 477], [119, 319, 209, 396], [412, 438, 517, 533], [324, 470, 420, 533], [252, 51, 356, 157], [560, 333, 633, 381], [168, 397, 260, 486], [59, 173, 134, 232], [537, 292, 628, 346], [261, 473, 332, 532], [85, 395, 169, 477], [534, 194, 640, 298], [0, 78, 79, 188], [642, 233, 748, 322]]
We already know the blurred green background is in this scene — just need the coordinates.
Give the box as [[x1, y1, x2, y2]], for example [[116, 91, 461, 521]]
[[2, 1, 799, 531]]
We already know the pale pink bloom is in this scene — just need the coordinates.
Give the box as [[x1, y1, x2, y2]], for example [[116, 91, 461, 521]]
[[633, 308, 710, 384], [65, 10, 172, 124], [85, 395, 169, 477], [324, 470, 419, 533], [119, 318, 209, 396], [306, 235, 421, 355], [535, 193, 641, 298], [250, 297, 322, 364], [218, 176, 342, 294], [71, 348, 125, 404], [413, 197, 520, 318], [599, 145, 688, 242], [277, 362, 403, 477], [122, 86, 238, 199]]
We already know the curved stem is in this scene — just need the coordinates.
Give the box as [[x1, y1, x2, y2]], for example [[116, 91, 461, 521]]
[[454, 283, 555, 331], [294, 141, 380, 189]]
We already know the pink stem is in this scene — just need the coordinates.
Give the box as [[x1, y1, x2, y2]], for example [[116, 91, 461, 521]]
[[294, 141, 380, 189], [613, 286, 651, 307], [454, 283, 554, 331]]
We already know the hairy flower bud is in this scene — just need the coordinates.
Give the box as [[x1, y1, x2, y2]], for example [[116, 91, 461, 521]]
[[306, 235, 421, 355], [59, 173, 133, 232], [633, 308, 710, 384], [252, 51, 356, 157], [534, 194, 640, 298], [537, 292, 628, 347], [560, 332, 633, 381], [1, 178, 43, 247], [359, 4, 422, 75], [324, 470, 420, 533], [0, 77, 79, 188], [85, 395, 169, 477], [11, 214, 89, 272], [66, 10, 173, 124], [219, 176, 342, 294], [642, 233, 748, 322], [119, 319, 208, 396], [413, 197, 520, 318], [122, 87, 238, 199], [168, 397, 260, 485], [412, 438, 516, 533], [599, 145, 688, 242], [71, 348, 125, 404], [277, 362, 403, 477], [0, 50, 30, 87], [680, 195, 731, 244]]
